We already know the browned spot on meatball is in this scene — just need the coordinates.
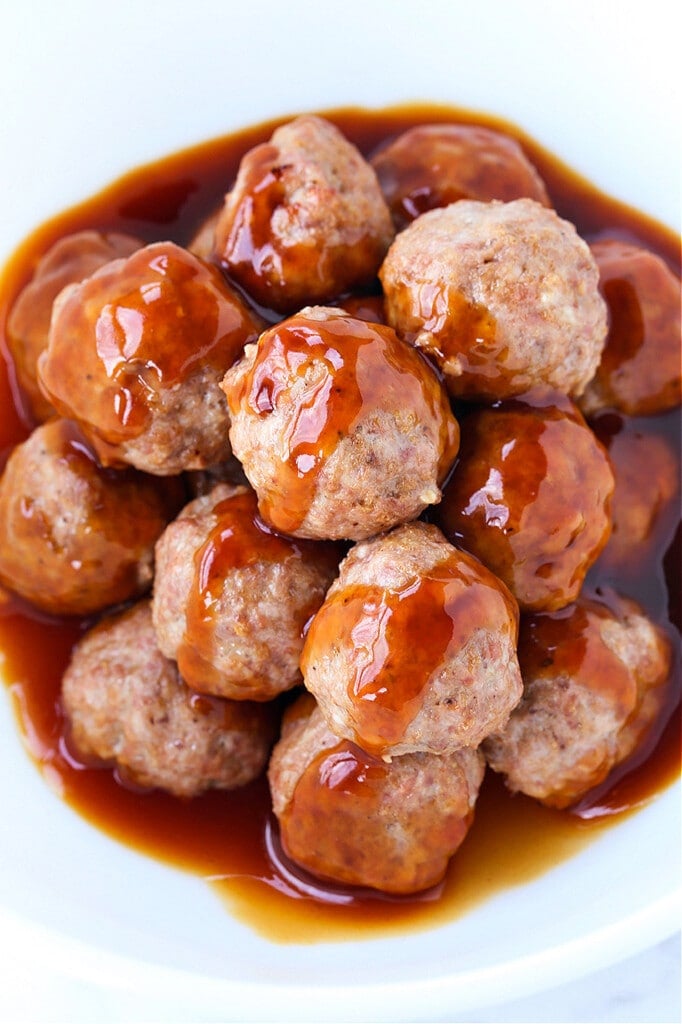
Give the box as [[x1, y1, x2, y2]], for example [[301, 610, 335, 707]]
[[38, 241, 262, 475], [221, 306, 459, 540], [62, 601, 276, 797], [483, 593, 672, 808], [438, 390, 614, 611], [301, 521, 522, 759], [213, 115, 394, 313], [0, 419, 182, 616], [580, 239, 682, 417], [371, 123, 550, 230], [268, 698, 485, 894], [380, 198, 607, 401], [6, 230, 143, 422], [152, 483, 340, 701]]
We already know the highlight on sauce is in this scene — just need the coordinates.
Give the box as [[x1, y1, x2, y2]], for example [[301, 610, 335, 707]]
[[0, 104, 679, 943]]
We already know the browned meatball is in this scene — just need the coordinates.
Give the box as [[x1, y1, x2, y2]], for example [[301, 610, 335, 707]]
[[580, 240, 681, 417], [301, 521, 522, 759], [591, 414, 680, 573], [0, 419, 181, 616], [213, 115, 394, 313], [62, 600, 276, 797], [152, 483, 340, 701], [438, 390, 615, 612], [6, 230, 142, 422], [268, 695, 485, 894], [38, 241, 262, 475], [380, 198, 607, 402], [483, 593, 672, 809], [371, 123, 550, 230], [221, 306, 460, 540]]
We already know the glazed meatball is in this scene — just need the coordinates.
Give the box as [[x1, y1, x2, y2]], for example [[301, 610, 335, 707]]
[[483, 594, 672, 808], [0, 419, 181, 616], [438, 390, 615, 611], [221, 306, 460, 540], [38, 241, 262, 475], [371, 123, 550, 230], [152, 483, 339, 701], [301, 521, 522, 759], [62, 601, 275, 797], [268, 696, 485, 894], [380, 198, 607, 402], [6, 230, 142, 422], [591, 414, 680, 573], [213, 115, 394, 313], [579, 240, 682, 417]]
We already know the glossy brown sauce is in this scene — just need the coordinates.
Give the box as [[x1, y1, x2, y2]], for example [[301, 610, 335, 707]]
[[0, 103, 679, 944]]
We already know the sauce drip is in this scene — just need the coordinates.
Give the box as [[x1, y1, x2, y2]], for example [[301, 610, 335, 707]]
[[0, 103, 679, 943]]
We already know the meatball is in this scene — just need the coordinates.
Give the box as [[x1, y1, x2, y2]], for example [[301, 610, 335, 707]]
[[213, 115, 394, 313], [6, 230, 142, 422], [152, 483, 339, 701], [380, 198, 607, 402], [301, 521, 522, 759], [221, 306, 460, 540], [483, 594, 672, 809], [371, 123, 550, 230], [0, 419, 181, 616], [579, 240, 682, 417], [38, 241, 262, 475], [591, 414, 680, 573], [268, 695, 485, 894], [438, 390, 615, 611], [62, 601, 275, 797]]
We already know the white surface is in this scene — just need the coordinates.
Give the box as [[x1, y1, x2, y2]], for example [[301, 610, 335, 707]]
[[0, 1, 680, 1022]]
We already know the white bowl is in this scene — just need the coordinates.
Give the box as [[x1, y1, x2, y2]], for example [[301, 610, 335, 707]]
[[1, 3, 680, 1020]]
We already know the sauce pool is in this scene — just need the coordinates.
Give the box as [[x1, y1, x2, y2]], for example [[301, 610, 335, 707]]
[[0, 103, 679, 943]]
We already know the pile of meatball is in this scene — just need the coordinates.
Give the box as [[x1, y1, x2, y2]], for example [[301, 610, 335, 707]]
[[1, 114, 679, 896]]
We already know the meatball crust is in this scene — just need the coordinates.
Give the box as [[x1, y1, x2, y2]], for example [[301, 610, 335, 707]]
[[301, 521, 522, 759], [483, 594, 672, 808], [438, 390, 615, 612], [268, 697, 485, 894], [0, 419, 181, 616], [38, 241, 262, 475], [213, 115, 395, 313], [6, 230, 142, 422], [379, 198, 607, 401], [579, 240, 682, 417], [152, 483, 340, 701], [371, 123, 550, 230], [591, 414, 680, 574], [221, 306, 460, 540], [62, 601, 275, 797]]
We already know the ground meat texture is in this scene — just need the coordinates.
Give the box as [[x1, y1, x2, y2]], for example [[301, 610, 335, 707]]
[[371, 123, 550, 231], [62, 601, 276, 797], [37, 241, 262, 475], [379, 198, 607, 402], [152, 483, 340, 701], [0, 419, 182, 616], [212, 115, 395, 313], [301, 521, 522, 759], [6, 230, 142, 422], [438, 390, 615, 612], [591, 415, 680, 574], [221, 306, 460, 540], [268, 696, 485, 894], [483, 594, 671, 809], [579, 240, 682, 417]]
